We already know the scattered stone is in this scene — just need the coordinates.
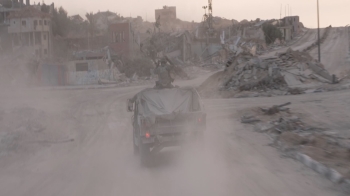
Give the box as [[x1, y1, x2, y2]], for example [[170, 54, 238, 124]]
[[241, 116, 260, 124], [261, 102, 291, 115]]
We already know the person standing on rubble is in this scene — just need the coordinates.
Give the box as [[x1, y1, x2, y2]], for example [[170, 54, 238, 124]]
[[154, 58, 175, 89]]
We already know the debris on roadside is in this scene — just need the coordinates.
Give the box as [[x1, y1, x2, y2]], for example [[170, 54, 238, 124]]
[[288, 87, 304, 95], [199, 48, 335, 98], [260, 102, 291, 115], [239, 105, 350, 181], [241, 115, 260, 124]]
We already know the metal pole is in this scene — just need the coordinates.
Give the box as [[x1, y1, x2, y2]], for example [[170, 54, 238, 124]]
[[346, 25, 350, 53], [317, 0, 321, 62]]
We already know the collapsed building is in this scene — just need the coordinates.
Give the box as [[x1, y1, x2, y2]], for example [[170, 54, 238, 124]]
[[199, 48, 335, 98]]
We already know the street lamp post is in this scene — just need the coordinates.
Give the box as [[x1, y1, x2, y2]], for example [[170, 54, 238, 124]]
[[317, 0, 321, 62]]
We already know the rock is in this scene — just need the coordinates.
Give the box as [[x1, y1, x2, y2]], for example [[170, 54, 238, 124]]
[[254, 123, 275, 132]]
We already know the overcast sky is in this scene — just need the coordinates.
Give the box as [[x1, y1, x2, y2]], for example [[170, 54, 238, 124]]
[[42, 0, 349, 28]]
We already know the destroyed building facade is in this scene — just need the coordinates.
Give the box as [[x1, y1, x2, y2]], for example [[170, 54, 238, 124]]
[[155, 6, 176, 22], [109, 22, 134, 57], [8, 6, 52, 57], [278, 16, 301, 41], [282, 16, 301, 35]]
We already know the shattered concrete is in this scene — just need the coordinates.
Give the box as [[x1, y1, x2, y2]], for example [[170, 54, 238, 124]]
[[199, 48, 335, 98], [239, 104, 350, 186]]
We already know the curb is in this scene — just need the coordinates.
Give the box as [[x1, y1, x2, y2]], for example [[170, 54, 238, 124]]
[[275, 140, 350, 193]]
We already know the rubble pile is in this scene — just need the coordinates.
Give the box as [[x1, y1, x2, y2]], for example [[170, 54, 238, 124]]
[[199, 48, 334, 98], [240, 104, 350, 180]]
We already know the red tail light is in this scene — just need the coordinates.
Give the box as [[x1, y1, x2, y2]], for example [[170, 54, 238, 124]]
[[145, 132, 150, 138]]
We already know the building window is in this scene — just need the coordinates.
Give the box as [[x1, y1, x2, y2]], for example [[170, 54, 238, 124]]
[[43, 34, 47, 40], [76, 63, 88, 72], [22, 20, 26, 26], [114, 32, 121, 43], [35, 32, 42, 45], [44, 20, 47, 25], [34, 20, 37, 26], [39, 20, 42, 25], [44, 49, 48, 54]]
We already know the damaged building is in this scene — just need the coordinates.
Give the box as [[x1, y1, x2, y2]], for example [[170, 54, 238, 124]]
[[109, 22, 135, 57], [7, 6, 52, 57], [155, 6, 176, 22], [278, 16, 301, 41], [141, 30, 193, 64]]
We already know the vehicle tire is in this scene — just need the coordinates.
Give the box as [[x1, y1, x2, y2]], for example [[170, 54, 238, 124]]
[[133, 131, 139, 155], [140, 143, 152, 166]]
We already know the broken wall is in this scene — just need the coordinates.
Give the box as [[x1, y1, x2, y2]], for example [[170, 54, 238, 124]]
[[66, 59, 111, 85]]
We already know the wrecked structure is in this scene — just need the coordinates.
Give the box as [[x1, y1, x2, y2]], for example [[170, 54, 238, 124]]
[[109, 22, 135, 57], [199, 48, 335, 98], [8, 6, 52, 57], [141, 30, 193, 64], [155, 6, 176, 23]]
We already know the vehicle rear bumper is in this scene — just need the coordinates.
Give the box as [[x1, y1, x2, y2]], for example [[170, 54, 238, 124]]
[[141, 130, 203, 145]]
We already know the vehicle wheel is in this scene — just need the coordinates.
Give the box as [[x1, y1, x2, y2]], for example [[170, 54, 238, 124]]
[[133, 131, 139, 155], [140, 143, 152, 166]]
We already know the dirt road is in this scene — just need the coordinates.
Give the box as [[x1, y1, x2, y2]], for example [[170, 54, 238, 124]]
[[0, 78, 346, 196], [0, 27, 349, 195]]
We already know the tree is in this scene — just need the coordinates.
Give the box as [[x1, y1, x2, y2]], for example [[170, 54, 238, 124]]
[[85, 12, 97, 37], [51, 7, 71, 37], [85, 12, 97, 49], [262, 23, 282, 45], [41, 3, 50, 13], [0, 0, 12, 8]]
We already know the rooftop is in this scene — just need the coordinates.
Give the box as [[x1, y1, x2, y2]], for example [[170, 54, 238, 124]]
[[8, 6, 51, 19]]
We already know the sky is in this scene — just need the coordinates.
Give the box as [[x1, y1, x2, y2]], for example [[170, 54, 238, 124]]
[[42, 0, 349, 28]]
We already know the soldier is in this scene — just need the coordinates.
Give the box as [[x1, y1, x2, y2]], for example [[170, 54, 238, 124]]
[[154, 58, 175, 89]]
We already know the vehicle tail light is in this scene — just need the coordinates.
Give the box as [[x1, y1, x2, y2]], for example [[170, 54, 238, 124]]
[[145, 132, 150, 139]]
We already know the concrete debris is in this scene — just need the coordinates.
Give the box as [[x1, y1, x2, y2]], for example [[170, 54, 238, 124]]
[[241, 116, 260, 124], [260, 102, 291, 115], [241, 105, 350, 186], [288, 87, 304, 95], [199, 48, 335, 98]]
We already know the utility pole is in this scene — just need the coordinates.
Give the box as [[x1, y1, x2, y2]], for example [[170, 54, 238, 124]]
[[285, 5, 286, 17], [317, 0, 321, 62], [346, 24, 349, 53], [280, 4, 282, 27]]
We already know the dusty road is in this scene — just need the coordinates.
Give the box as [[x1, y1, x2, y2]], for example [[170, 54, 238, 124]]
[[0, 76, 346, 196], [1, 26, 349, 195]]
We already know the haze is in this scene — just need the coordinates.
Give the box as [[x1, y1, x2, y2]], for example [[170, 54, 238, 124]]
[[43, 0, 349, 28]]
